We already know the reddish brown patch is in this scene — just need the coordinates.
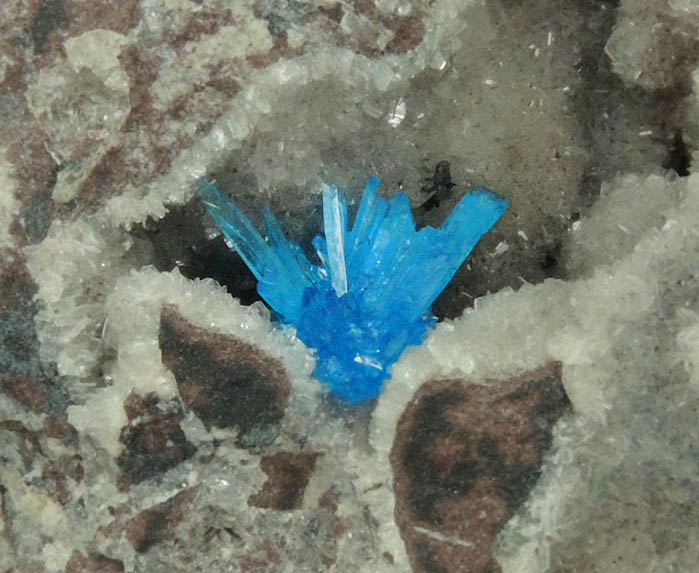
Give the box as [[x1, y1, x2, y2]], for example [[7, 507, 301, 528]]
[[0, 417, 83, 507], [296, 485, 349, 567], [119, 45, 158, 132], [21, 34, 220, 219], [0, 256, 35, 312], [122, 391, 160, 421], [74, 145, 128, 207], [27, 0, 138, 70], [117, 46, 183, 185], [293, 1, 386, 58], [43, 415, 79, 445], [63, 0, 141, 36], [27, 0, 68, 60], [236, 540, 281, 571], [64, 454, 84, 483], [0, 256, 66, 417], [0, 420, 44, 471], [318, 487, 348, 537], [92, 505, 130, 547], [6, 129, 57, 244], [0, 0, 34, 35], [159, 306, 291, 444], [343, 0, 425, 56], [248, 452, 319, 510], [204, 63, 241, 99], [171, 10, 232, 46], [116, 409, 196, 491], [2, 374, 50, 413], [0, 41, 26, 94], [247, 34, 296, 69], [65, 551, 125, 573], [390, 363, 570, 573], [386, 15, 425, 54], [351, 0, 380, 20], [126, 487, 198, 553], [41, 454, 84, 505], [318, 3, 344, 23], [65, 550, 86, 573]]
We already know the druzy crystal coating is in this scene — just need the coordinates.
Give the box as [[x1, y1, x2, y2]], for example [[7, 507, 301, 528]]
[[199, 176, 508, 402]]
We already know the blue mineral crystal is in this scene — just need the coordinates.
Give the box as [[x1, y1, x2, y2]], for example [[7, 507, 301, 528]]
[[199, 176, 508, 402]]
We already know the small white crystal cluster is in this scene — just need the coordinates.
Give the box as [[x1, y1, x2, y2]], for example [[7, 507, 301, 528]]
[[25, 29, 131, 162], [606, 0, 699, 91]]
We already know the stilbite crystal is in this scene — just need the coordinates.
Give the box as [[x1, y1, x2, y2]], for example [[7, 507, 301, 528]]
[[199, 176, 508, 402]]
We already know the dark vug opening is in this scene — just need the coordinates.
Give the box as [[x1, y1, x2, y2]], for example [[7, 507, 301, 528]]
[[127, 164, 503, 324], [129, 196, 262, 306], [662, 130, 691, 177]]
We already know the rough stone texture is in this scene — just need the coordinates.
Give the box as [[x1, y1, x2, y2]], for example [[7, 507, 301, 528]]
[[159, 305, 290, 444], [116, 404, 196, 491], [0, 256, 63, 414], [248, 451, 319, 510], [1, 0, 698, 571], [65, 550, 126, 573], [125, 487, 199, 554], [390, 364, 570, 572]]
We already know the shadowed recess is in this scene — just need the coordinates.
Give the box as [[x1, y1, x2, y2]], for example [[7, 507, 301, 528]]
[[129, 197, 262, 306]]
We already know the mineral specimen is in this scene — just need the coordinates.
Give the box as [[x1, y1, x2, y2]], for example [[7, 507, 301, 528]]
[[199, 176, 508, 402]]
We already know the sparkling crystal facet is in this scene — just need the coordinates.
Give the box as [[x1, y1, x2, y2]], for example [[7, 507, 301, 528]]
[[199, 176, 508, 402]]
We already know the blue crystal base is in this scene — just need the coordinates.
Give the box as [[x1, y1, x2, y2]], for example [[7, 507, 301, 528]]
[[199, 176, 507, 402]]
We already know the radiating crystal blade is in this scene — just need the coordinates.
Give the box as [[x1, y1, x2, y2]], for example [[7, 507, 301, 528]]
[[322, 183, 349, 296]]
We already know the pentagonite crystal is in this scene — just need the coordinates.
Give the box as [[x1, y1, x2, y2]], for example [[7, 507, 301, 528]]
[[199, 176, 508, 402]]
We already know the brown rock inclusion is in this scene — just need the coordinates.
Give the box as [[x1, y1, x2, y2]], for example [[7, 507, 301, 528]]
[[390, 363, 570, 572], [248, 451, 319, 510], [116, 402, 196, 491], [126, 487, 199, 553], [159, 306, 291, 444]]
